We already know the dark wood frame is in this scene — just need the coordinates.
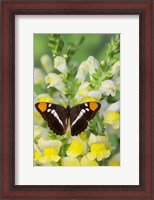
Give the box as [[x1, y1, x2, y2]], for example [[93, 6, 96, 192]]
[[1, 0, 153, 199]]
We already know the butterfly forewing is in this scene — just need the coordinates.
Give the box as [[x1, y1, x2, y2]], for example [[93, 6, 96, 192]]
[[70, 102, 101, 136], [35, 102, 68, 135], [35, 101, 101, 136]]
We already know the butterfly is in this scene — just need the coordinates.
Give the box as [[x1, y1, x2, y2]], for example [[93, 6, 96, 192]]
[[35, 102, 101, 136]]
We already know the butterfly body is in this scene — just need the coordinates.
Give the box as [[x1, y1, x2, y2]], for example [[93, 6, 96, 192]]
[[35, 102, 101, 136]]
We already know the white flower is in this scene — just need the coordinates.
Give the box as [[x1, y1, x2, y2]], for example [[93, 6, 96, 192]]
[[34, 109, 44, 125], [100, 80, 116, 96], [106, 101, 120, 112], [40, 54, 53, 73], [76, 56, 99, 82], [98, 100, 109, 118], [114, 77, 120, 91], [54, 56, 68, 74], [34, 68, 45, 85], [87, 91, 101, 100], [76, 61, 88, 82], [45, 73, 67, 94], [75, 82, 91, 99], [34, 125, 50, 141], [86, 56, 99, 78], [75, 82, 101, 102], [111, 61, 120, 76]]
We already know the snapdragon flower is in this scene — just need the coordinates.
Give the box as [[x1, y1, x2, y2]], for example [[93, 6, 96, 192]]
[[76, 56, 99, 82], [100, 80, 116, 96], [34, 68, 45, 86], [104, 102, 120, 129], [40, 54, 53, 73], [108, 153, 120, 166], [61, 157, 80, 166], [38, 137, 62, 152], [87, 142, 111, 161], [34, 94, 53, 103], [75, 82, 101, 102], [45, 73, 67, 94], [39, 147, 61, 164], [66, 136, 86, 158], [80, 156, 98, 166], [54, 56, 68, 75], [111, 61, 120, 76]]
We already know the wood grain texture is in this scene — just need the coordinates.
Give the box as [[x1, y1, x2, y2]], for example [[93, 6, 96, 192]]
[[1, 0, 153, 199]]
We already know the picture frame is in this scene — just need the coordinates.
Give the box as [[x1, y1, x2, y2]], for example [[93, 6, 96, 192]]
[[1, 0, 153, 199]]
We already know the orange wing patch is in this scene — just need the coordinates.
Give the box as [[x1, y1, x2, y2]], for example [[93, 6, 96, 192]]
[[89, 102, 99, 111], [38, 102, 47, 112]]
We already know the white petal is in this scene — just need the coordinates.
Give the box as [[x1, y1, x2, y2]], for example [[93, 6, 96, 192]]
[[106, 102, 120, 112], [54, 56, 68, 74], [40, 54, 53, 73], [111, 61, 120, 75], [34, 68, 45, 85], [87, 90, 101, 100]]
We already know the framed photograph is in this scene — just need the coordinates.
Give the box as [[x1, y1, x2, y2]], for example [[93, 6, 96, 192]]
[[1, 0, 153, 199]]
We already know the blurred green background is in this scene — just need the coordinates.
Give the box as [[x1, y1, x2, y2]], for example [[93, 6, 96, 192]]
[[34, 34, 115, 67]]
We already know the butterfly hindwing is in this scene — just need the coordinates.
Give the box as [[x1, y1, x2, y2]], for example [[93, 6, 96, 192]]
[[70, 102, 101, 136], [35, 102, 68, 135]]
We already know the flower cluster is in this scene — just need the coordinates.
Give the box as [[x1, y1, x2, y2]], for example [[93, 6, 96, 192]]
[[34, 34, 120, 166]]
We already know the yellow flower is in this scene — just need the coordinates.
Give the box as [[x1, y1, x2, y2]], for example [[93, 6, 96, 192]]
[[66, 140, 84, 158], [39, 147, 60, 163], [34, 125, 49, 143], [38, 138, 62, 152], [80, 97, 96, 103], [81, 156, 98, 166], [88, 132, 108, 146], [110, 162, 120, 166], [34, 150, 42, 161], [79, 132, 87, 140], [34, 94, 53, 104], [87, 142, 110, 161], [61, 157, 80, 166], [34, 110, 44, 125], [104, 112, 120, 129], [108, 153, 120, 166]]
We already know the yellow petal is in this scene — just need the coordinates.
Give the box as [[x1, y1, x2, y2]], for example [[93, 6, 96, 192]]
[[87, 152, 96, 160], [39, 147, 60, 163], [34, 94, 53, 103], [66, 140, 84, 158], [81, 156, 98, 166], [104, 112, 120, 125], [34, 150, 42, 161], [62, 157, 80, 166]]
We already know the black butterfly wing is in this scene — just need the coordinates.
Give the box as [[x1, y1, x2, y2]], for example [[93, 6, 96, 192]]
[[70, 102, 101, 136], [35, 102, 68, 135]]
